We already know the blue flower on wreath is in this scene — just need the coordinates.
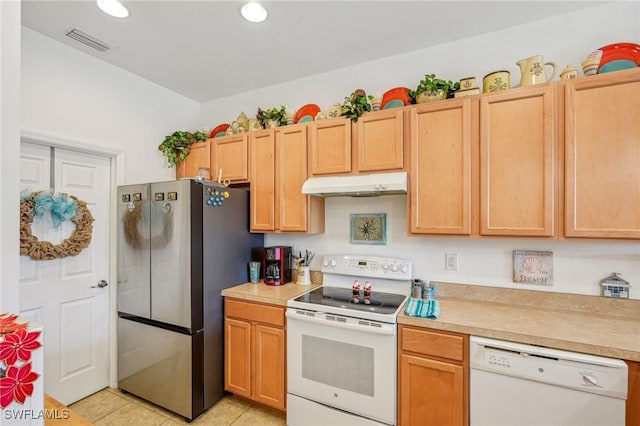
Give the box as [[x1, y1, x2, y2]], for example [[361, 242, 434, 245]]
[[23, 190, 78, 229]]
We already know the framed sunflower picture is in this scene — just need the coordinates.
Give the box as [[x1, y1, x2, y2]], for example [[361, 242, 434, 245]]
[[350, 213, 386, 245]]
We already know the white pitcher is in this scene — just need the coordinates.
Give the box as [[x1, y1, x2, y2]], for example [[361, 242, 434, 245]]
[[517, 55, 557, 86]]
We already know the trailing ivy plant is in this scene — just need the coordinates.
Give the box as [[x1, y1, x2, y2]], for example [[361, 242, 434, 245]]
[[158, 130, 208, 167], [340, 91, 373, 122], [409, 74, 460, 103], [256, 106, 288, 128]]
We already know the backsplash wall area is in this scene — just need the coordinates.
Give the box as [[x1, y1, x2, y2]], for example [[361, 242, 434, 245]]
[[266, 195, 640, 300]]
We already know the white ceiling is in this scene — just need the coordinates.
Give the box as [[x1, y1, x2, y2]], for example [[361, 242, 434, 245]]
[[21, 1, 607, 103]]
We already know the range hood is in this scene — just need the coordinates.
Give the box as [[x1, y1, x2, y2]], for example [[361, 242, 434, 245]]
[[301, 171, 407, 197]]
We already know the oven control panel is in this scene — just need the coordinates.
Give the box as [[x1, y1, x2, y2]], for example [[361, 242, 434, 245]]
[[321, 254, 412, 280]]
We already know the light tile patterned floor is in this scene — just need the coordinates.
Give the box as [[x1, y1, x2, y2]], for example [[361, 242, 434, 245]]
[[69, 388, 286, 425]]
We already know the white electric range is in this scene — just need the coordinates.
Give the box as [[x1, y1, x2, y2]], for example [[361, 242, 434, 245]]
[[286, 254, 412, 426]]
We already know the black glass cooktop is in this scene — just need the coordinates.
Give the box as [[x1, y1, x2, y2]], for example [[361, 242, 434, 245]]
[[293, 286, 406, 315]]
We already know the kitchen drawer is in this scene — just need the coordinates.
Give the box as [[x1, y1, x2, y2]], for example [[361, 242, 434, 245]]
[[400, 326, 466, 362], [225, 298, 285, 327]]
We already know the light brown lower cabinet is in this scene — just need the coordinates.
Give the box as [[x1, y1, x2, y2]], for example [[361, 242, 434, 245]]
[[224, 298, 286, 411], [628, 360, 640, 426], [398, 326, 468, 426]]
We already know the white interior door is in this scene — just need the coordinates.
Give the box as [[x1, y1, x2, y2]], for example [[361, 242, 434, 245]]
[[19, 142, 111, 405]]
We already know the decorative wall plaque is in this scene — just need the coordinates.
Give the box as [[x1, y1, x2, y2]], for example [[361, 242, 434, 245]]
[[350, 213, 386, 245], [513, 250, 553, 285]]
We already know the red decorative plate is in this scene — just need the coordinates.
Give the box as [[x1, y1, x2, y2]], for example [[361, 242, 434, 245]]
[[210, 123, 230, 138], [381, 87, 410, 109], [294, 104, 321, 124], [597, 42, 640, 73]]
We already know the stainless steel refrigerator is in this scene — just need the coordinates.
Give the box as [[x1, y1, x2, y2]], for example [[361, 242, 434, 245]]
[[116, 179, 263, 420]]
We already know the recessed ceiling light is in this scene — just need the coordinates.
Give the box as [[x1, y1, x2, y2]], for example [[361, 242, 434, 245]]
[[241, 2, 268, 23], [97, 0, 129, 18]]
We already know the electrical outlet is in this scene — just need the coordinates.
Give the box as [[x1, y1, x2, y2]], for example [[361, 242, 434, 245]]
[[445, 253, 458, 272]]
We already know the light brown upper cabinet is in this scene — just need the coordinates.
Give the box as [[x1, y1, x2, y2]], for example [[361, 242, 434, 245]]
[[355, 108, 405, 172], [564, 68, 640, 239], [211, 134, 250, 183], [250, 125, 324, 233], [409, 99, 475, 235], [175, 140, 210, 180], [308, 118, 352, 176], [250, 129, 276, 232], [479, 84, 557, 237], [308, 109, 405, 176], [276, 125, 324, 232]]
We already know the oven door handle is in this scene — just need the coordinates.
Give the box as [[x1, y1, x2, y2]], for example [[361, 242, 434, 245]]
[[286, 309, 396, 335]]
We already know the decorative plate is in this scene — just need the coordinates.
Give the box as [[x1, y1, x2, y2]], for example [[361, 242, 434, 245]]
[[597, 42, 640, 74], [210, 123, 230, 138], [294, 104, 321, 124], [381, 87, 410, 109]]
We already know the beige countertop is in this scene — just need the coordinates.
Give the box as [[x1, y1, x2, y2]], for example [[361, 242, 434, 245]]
[[222, 278, 640, 361], [399, 282, 640, 362], [222, 281, 320, 306]]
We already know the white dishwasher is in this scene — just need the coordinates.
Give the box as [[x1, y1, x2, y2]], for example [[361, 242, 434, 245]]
[[470, 336, 628, 426]]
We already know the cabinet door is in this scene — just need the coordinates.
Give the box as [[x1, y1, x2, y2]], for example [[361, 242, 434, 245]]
[[409, 100, 473, 235], [479, 85, 556, 236], [627, 360, 640, 426], [250, 129, 275, 231], [399, 354, 464, 426], [212, 134, 249, 183], [276, 125, 309, 232], [224, 318, 251, 398], [175, 140, 210, 180], [253, 324, 286, 410], [356, 108, 404, 172], [309, 118, 352, 175], [564, 70, 640, 238]]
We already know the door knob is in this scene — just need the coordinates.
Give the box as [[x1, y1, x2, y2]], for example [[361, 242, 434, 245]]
[[92, 280, 109, 288]]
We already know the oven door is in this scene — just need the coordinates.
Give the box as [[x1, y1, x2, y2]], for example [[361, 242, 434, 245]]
[[286, 308, 397, 425]]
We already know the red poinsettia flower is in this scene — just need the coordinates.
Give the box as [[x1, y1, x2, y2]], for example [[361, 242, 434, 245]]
[[0, 313, 28, 335], [0, 329, 42, 366], [0, 362, 39, 408]]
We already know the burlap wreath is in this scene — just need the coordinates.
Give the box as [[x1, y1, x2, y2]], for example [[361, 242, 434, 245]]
[[20, 192, 94, 260]]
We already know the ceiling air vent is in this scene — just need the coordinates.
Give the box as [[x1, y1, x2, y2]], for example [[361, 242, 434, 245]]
[[65, 29, 111, 52]]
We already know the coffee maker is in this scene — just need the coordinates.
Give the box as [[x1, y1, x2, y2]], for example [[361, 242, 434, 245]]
[[263, 246, 292, 286]]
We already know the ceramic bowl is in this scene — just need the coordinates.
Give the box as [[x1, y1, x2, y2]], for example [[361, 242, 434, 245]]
[[381, 87, 410, 109]]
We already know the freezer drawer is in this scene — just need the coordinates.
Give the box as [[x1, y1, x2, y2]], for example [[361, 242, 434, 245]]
[[117, 317, 204, 420]]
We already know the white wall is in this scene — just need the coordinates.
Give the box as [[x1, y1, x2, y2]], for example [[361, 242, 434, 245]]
[[21, 27, 200, 185], [200, 1, 640, 299], [199, 2, 640, 125], [1, 0, 21, 313]]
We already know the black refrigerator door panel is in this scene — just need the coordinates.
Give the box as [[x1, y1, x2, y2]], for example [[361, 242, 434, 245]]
[[117, 316, 204, 420], [202, 185, 263, 408], [117, 184, 151, 318]]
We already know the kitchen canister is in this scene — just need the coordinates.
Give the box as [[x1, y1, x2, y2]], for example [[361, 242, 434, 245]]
[[483, 70, 510, 93], [296, 266, 311, 285]]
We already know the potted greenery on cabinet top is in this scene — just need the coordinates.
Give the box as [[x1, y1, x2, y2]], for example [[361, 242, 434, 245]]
[[340, 90, 373, 122], [257, 106, 288, 128], [410, 74, 460, 103], [158, 130, 208, 167]]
